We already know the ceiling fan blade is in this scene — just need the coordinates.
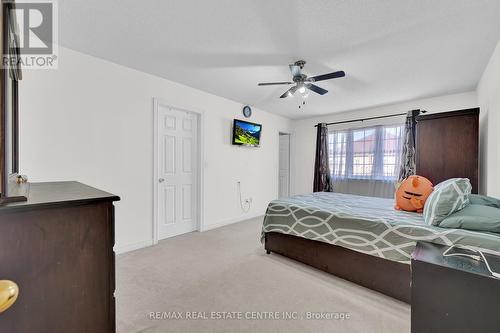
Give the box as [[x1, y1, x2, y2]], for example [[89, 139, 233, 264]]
[[280, 85, 298, 98], [307, 84, 328, 95], [258, 81, 292, 86], [289, 64, 301, 77], [309, 70, 345, 82]]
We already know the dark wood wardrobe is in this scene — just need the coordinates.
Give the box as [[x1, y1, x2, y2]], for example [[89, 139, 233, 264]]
[[0, 182, 119, 332], [416, 108, 479, 193]]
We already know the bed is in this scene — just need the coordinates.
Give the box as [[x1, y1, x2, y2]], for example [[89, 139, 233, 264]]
[[261, 192, 500, 303]]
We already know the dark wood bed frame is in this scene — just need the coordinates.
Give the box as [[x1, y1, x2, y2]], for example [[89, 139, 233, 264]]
[[263, 109, 480, 304], [264, 232, 411, 303]]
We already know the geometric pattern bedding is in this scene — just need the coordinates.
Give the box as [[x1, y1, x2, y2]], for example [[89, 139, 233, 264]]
[[261, 192, 500, 264]]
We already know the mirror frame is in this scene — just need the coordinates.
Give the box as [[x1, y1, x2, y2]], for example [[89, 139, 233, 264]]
[[0, 0, 25, 203]]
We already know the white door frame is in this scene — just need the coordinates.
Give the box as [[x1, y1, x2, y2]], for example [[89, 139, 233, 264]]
[[153, 98, 205, 244], [278, 130, 294, 197]]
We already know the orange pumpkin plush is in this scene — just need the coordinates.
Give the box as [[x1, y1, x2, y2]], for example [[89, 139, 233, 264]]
[[395, 175, 434, 213]]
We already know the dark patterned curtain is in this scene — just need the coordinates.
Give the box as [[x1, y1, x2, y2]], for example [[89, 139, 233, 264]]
[[398, 110, 419, 181], [313, 123, 333, 192]]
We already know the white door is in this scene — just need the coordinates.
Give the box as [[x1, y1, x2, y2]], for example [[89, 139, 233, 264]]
[[279, 134, 291, 198], [157, 105, 198, 239]]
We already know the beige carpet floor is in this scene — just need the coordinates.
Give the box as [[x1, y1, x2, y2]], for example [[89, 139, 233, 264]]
[[116, 217, 410, 333]]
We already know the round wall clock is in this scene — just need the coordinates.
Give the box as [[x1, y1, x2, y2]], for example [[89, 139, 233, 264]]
[[242, 105, 252, 118]]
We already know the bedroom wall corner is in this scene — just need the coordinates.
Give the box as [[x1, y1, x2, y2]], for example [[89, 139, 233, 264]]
[[478, 39, 500, 198], [18, 47, 293, 253], [290, 92, 478, 195]]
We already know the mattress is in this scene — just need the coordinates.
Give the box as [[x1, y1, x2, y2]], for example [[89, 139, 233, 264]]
[[261, 192, 500, 264]]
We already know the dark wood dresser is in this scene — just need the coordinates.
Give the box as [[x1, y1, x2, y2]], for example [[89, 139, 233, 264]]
[[0, 182, 119, 332], [411, 242, 500, 333], [416, 108, 479, 193]]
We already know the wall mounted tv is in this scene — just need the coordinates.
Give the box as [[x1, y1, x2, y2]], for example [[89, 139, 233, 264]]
[[232, 119, 262, 147]]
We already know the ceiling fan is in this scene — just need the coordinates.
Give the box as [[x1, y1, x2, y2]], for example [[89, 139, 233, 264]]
[[258, 60, 345, 99]]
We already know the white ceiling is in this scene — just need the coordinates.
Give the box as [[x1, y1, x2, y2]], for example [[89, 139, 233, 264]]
[[58, 0, 500, 119]]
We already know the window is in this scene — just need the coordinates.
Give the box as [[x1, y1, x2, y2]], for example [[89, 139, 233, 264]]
[[328, 125, 404, 181]]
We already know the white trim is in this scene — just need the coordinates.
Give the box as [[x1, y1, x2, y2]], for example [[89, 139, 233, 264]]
[[115, 213, 263, 253], [200, 213, 265, 232], [153, 98, 206, 245], [289, 132, 296, 196], [278, 130, 295, 196], [153, 99, 159, 244], [115, 239, 154, 255]]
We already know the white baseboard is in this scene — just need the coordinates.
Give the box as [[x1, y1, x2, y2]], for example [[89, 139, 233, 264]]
[[201, 212, 265, 232], [115, 213, 264, 253], [115, 239, 153, 254]]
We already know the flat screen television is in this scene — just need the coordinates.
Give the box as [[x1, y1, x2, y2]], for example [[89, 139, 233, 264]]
[[232, 119, 262, 147]]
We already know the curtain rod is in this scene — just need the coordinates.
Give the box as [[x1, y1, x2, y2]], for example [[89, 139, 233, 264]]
[[314, 110, 427, 127]]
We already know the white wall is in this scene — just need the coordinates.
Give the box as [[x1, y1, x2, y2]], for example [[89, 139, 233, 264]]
[[19, 47, 292, 253], [478, 41, 500, 198], [18, 43, 498, 252], [292, 91, 478, 195]]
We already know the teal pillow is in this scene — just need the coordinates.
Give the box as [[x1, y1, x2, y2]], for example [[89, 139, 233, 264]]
[[439, 204, 500, 233], [423, 178, 472, 226], [469, 194, 500, 208]]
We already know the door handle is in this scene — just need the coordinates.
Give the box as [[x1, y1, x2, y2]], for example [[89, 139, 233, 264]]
[[0, 280, 19, 313], [158, 178, 165, 183]]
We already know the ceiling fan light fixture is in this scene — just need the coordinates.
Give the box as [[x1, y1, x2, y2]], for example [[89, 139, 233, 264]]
[[258, 60, 345, 101]]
